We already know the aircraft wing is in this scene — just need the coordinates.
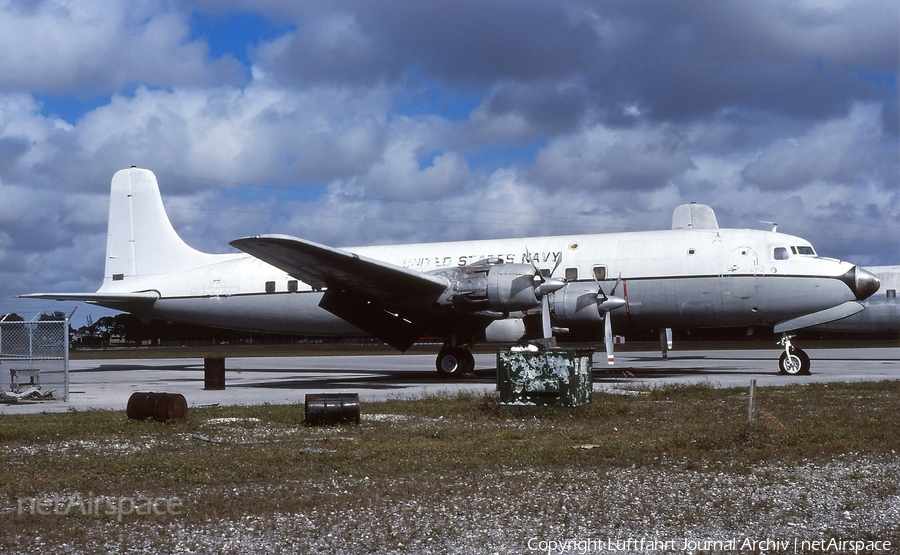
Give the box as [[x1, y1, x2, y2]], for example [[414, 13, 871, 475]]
[[773, 301, 865, 333], [229, 235, 449, 301]]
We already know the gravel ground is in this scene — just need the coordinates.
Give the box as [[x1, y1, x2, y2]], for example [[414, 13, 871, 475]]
[[10, 455, 899, 554]]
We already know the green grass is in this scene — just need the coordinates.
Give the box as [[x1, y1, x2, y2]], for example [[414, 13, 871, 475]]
[[2, 381, 899, 550]]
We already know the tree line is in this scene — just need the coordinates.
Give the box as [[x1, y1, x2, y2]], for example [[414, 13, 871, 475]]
[[3, 312, 302, 347]]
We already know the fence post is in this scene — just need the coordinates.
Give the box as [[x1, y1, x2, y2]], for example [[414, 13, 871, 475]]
[[748, 379, 756, 422]]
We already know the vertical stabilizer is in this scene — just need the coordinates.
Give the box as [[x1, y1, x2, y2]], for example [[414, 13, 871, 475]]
[[103, 168, 217, 284]]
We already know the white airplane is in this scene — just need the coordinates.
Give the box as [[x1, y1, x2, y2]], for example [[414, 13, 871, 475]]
[[811, 266, 899, 333], [22, 167, 880, 376]]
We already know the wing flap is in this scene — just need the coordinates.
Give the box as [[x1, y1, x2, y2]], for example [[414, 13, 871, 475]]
[[230, 235, 449, 300]]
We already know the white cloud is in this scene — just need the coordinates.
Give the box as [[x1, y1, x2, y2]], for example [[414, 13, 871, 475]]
[[45, 83, 392, 187], [529, 122, 697, 191], [0, 0, 242, 94], [742, 102, 894, 191]]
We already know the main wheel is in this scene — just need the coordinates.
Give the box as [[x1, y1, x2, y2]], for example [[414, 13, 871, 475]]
[[436, 348, 475, 377], [779, 347, 811, 375]]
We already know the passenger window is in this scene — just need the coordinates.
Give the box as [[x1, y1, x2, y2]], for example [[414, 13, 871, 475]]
[[265, 281, 276, 294], [565, 267, 578, 281], [592, 266, 607, 281], [888, 289, 896, 299], [773, 247, 789, 260], [288, 280, 298, 292]]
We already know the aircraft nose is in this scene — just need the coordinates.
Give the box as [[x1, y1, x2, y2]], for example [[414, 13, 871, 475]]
[[852, 267, 881, 300]]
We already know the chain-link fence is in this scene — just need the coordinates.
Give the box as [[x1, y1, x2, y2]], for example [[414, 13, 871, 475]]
[[0, 318, 69, 401]]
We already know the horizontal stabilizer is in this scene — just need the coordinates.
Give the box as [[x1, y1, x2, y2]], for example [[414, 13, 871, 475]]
[[773, 301, 865, 333], [18, 292, 160, 304]]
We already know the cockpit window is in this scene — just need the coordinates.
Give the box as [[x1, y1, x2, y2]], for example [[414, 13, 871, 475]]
[[773, 247, 789, 260], [795, 245, 816, 255]]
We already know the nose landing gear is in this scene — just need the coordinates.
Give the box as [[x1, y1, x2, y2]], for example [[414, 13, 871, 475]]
[[777, 334, 811, 375]]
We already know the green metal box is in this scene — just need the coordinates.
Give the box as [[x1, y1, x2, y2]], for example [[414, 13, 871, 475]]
[[497, 348, 593, 407]]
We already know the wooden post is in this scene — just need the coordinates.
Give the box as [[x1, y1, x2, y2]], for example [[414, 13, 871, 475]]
[[748, 379, 756, 422]]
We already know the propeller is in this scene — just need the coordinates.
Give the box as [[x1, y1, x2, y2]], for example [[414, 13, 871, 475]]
[[595, 273, 626, 364], [527, 249, 566, 339]]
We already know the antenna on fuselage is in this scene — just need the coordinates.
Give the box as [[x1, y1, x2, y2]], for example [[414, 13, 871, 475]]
[[758, 220, 778, 232]]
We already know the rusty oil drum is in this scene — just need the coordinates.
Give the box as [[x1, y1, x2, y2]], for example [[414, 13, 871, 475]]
[[304, 393, 360, 425], [126, 392, 188, 422]]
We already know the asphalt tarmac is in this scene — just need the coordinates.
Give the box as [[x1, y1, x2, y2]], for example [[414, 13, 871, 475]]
[[1, 346, 898, 414]]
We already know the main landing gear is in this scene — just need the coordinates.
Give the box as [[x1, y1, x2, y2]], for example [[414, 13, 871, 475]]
[[777, 334, 811, 375], [436, 346, 475, 377]]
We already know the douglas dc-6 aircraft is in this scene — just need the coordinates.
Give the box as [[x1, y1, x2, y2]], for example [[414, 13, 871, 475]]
[[23, 167, 880, 376]]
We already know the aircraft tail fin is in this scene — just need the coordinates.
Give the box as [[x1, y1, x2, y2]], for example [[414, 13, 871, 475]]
[[102, 167, 218, 286]]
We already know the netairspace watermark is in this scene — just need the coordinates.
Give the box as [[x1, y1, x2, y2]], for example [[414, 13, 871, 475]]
[[18, 493, 183, 522], [526, 536, 893, 554]]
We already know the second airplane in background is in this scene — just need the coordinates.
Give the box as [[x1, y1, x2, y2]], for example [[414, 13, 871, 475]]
[[812, 265, 898, 334], [23, 168, 880, 376]]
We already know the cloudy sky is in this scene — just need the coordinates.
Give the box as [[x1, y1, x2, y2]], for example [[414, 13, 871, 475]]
[[1, 0, 898, 326]]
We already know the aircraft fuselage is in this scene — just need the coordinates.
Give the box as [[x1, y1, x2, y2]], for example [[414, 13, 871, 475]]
[[97, 228, 861, 336]]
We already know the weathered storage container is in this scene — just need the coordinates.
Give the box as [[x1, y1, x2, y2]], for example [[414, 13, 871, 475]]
[[126, 392, 188, 422], [497, 348, 593, 407], [204, 357, 225, 390], [305, 393, 361, 425]]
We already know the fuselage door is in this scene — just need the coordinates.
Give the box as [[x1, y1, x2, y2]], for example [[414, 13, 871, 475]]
[[729, 246, 758, 299]]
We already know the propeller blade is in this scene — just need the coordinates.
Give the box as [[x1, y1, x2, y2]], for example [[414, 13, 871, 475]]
[[541, 296, 552, 338], [595, 272, 624, 363], [525, 247, 539, 274], [609, 273, 622, 297], [550, 252, 562, 276], [526, 247, 564, 339], [604, 312, 614, 365]]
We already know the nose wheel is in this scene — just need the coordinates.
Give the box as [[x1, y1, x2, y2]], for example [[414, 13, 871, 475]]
[[436, 347, 475, 377], [777, 335, 811, 375]]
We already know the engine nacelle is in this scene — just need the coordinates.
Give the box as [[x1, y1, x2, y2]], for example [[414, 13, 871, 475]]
[[432, 259, 541, 313], [486, 263, 541, 312], [551, 283, 603, 327]]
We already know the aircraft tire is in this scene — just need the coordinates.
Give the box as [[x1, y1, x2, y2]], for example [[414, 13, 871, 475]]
[[778, 348, 810, 375], [436, 348, 474, 377]]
